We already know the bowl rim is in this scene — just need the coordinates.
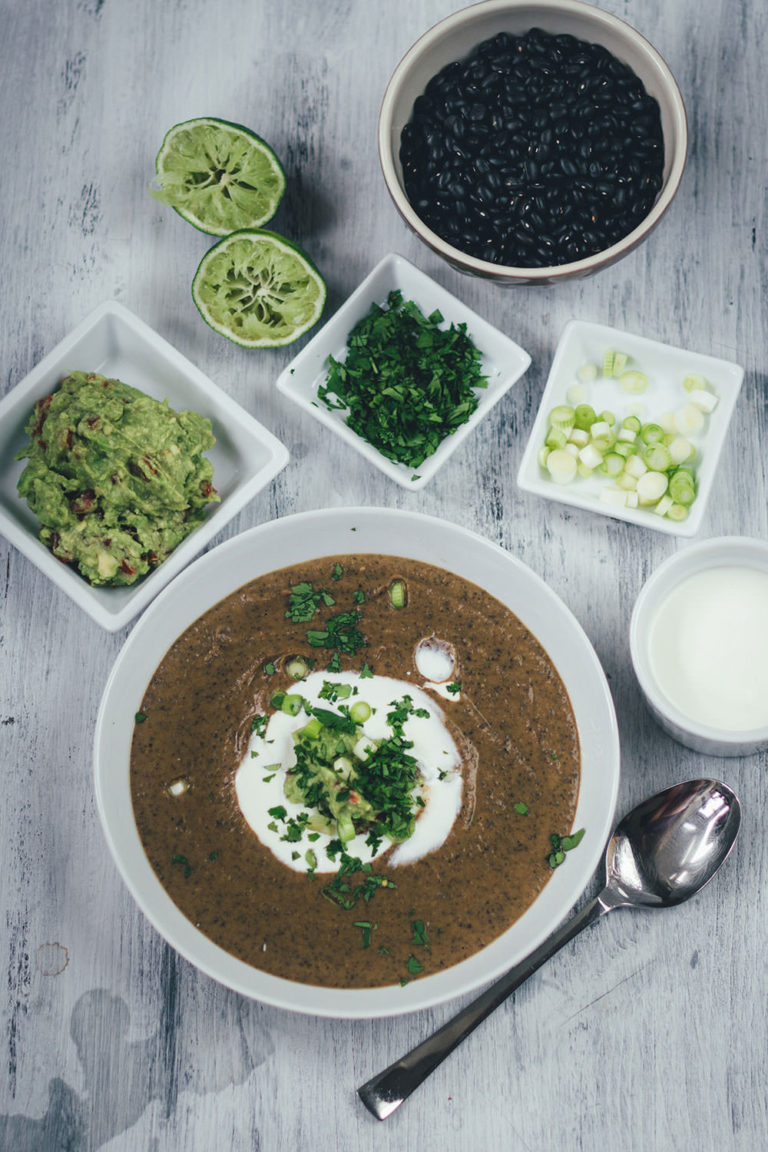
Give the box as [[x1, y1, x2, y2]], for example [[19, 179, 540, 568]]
[[378, 0, 689, 282], [94, 506, 621, 1018], [630, 535, 768, 745]]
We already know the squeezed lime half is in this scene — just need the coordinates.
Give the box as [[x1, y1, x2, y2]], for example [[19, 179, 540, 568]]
[[192, 229, 327, 347], [152, 117, 287, 236]]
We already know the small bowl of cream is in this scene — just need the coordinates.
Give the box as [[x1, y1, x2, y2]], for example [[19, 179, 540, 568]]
[[630, 536, 768, 756]]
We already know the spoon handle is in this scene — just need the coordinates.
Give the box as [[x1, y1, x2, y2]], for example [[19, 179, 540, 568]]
[[358, 891, 612, 1120]]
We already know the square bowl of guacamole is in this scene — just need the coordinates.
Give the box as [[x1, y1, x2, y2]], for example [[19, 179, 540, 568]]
[[0, 300, 289, 631]]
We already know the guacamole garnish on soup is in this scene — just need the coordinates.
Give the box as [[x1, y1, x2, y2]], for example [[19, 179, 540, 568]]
[[16, 370, 219, 586]]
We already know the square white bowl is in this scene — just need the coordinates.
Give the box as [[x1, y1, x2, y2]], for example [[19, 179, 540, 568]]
[[0, 300, 289, 631], [517, 320, 744, 536], [276, 252, 531, 489]]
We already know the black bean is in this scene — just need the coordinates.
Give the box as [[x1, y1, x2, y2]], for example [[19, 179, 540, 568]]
[[400, 26, 665, 268]]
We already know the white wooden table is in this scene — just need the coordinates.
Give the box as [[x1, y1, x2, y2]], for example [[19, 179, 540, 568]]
[[1, 1, 766, 1148]]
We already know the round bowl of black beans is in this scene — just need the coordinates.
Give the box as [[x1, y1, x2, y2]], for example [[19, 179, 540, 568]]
[[379, 0, 687, 285]]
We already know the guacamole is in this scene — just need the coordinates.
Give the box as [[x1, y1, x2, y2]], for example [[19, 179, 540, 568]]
[[16, 371, 219, 587]]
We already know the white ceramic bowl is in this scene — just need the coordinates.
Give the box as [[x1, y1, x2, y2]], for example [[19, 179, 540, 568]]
[[276, 252, 530, 489], [379, 0, 688, 285], [0, 300, 289, 630], [517, 320, 744, 535], [94, 507, 620, 1018], [630, 537, 768, 756]]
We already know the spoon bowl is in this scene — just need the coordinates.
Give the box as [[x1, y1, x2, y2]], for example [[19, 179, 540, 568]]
[[359, 778, 741, 1120], [605, 779, 741, 908]]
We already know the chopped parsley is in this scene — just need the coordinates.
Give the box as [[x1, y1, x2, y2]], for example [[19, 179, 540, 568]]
[[318, 289, 488, 470], [251, 714, 268, 737], [411, 919, 430, 949], [548, 827, 586, 868], [134, 711, 147, 724], [514, 802, 529, 816], [171, 853, 192, 879], [285, 581, 336, 623], [306, 609, 367, 655]]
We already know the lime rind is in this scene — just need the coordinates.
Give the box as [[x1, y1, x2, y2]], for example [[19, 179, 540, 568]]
[[192, 229, 327, 348], [152, 117, 287, 236]]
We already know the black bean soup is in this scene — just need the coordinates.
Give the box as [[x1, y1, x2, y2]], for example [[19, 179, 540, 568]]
[[400, 29, 665, 268]]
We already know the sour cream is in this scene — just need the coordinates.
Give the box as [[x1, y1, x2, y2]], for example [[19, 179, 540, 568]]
[[647, 565, 768, 731], [234, 671, 462, 873]]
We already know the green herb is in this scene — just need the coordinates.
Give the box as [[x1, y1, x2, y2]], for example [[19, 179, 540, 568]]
[[268, 805, 288, 820], [171, 853, 192, 879], [514, 802, 529, 816], [264, 661, 276, 676], [354, 920, 376, 948], [318, 289, 488, 469], [306, 609, 367, 656], [135, 711, 147, 723], [319, 680, 354, 702], [326, 652, 342, 673], [360, 662, 374, 678], [446, 682, 461, 695], [353, 589, 365, 604], [331, 561, 344, 581], [406, 954, 424, 976], [548, 827, 586, 868], [208, 850, 219, 862], [251, 714, 268, 736], [286, 581, 335, 623], [411, 919, 430, 949]]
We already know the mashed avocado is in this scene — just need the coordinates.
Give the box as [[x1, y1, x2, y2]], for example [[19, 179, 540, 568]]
[[16, 370, 219, 586]]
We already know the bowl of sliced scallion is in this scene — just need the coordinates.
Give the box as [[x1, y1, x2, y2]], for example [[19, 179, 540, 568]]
[[276, 252, 530, 489], [517, 320, 744, 534]]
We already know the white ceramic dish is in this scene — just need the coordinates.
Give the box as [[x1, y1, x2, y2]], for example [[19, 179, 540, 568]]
[[379, 0, 688, 285], [94, 506, 620, 1018], [517, 320, 744, 536], [275, 253, 530, 489], [630, 536, 768, 756], [0, 300, 289, 631]]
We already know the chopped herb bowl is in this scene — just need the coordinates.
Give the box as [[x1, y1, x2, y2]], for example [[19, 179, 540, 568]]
[[517, 320, 744, 535], [0, 300, 289, 630], [275, 253, 530, 489]]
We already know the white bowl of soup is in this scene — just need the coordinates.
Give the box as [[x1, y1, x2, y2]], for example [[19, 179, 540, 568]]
[[94, 507, 620, 1017]]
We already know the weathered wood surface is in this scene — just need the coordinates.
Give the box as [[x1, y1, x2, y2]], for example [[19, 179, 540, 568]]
[[1, 0, 766, 1148]]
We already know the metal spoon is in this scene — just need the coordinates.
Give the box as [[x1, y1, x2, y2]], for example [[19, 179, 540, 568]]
[[358, 778, 741, 1121]]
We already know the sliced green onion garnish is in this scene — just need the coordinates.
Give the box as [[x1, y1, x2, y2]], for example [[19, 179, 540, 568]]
[[549, 404, 575, 430], [286, 656, 311, 680], [389, 580, 407, 609], [349, 700, 371, 724]]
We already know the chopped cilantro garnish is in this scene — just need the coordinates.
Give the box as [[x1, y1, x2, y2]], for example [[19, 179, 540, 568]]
[[411, 919, 430, 949], [353, 589, 365, 604], [514, 801, 529, 816], [263, 661, 276, 675], [134, 711, 147, 724], [251, 714, 268, 736], [318, 289, 488, 469], [285, 581, 336, 623], [331, 561, 344, 581], [446, 682, 461, 695], [306, 609, 367, 655], [353, 920, 376, 948], [171, 853, 192, 879], [548, 827, 585, 868], [406, 954, 424, 976], [360, 662, 374, 678]]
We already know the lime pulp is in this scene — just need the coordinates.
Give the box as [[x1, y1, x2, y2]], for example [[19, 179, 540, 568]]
[[191, 229, 327, 347], [152, 117, 287, 236]]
